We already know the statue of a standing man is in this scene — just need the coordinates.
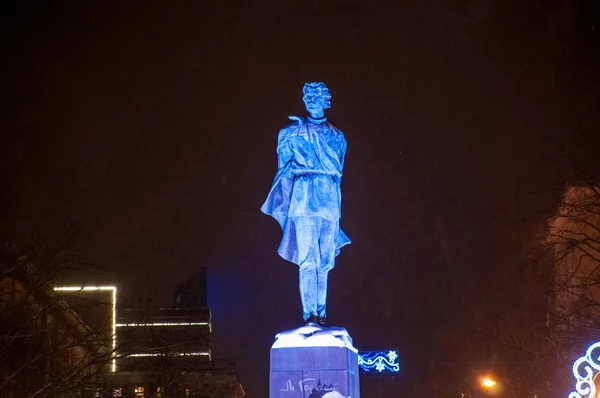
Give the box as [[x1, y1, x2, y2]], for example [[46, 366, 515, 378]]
[[261, 82, 351, 326]]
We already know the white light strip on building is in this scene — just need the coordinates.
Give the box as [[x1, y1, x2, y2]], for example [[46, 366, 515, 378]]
[[128, 351, 211, 358], [54, 286, 116, 292], [112, 287, 117, 372], [53, 285, 117, 372], [115, 322, 210, 327]]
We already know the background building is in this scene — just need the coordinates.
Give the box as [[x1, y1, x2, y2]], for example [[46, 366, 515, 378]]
[[546, 183, 600, 394], [5, 257, 245, 398], [74, 269, 245, 397], [548, 185, 600, 346], [0, 245, 110, 398]]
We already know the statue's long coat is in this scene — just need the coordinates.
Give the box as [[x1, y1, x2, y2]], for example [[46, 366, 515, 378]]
[[261, 117, 351, 267]]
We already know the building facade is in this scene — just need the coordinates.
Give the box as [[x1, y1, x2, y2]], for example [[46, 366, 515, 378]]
[[0, 245, 108, 398], [547, 184, 600, 362]]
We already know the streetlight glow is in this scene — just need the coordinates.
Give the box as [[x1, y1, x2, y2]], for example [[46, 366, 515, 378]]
[[481, 377, 497, 388]]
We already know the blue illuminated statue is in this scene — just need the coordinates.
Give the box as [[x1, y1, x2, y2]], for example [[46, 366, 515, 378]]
[[261, 82, 351, 326]]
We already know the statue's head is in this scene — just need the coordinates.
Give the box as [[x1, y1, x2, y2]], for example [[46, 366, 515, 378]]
[[302, 82, 331, 119]]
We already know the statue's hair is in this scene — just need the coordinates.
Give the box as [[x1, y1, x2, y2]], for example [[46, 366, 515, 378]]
[[303, 82, 332, 109]]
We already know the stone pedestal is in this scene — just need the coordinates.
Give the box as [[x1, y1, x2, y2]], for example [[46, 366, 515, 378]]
[[269, 324, 360, 398]]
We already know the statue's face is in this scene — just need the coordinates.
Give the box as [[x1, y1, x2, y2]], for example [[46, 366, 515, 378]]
[[303, 89, 326, 118]]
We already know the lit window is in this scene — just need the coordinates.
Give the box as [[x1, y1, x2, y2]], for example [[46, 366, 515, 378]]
[[113, 388, 122, 397], [134, 386, 144, 397]]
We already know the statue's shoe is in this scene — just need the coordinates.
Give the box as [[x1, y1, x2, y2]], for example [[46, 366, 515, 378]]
[[317, 316, 328, 327]]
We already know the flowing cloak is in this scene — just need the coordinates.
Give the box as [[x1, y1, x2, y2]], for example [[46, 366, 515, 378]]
[[261, 117, 351, 266]]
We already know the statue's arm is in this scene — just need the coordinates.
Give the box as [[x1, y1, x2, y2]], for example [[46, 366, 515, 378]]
[[333, 128, 348, 184], [339, 134, 347, 171], [337, 134, 346, 213], [276, 119, 300, 170], [277, 137, 293, 170]]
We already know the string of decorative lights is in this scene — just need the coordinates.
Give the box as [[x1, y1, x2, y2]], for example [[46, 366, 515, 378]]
[[569, 341, 600, 398], [358, 350, 400, 373]]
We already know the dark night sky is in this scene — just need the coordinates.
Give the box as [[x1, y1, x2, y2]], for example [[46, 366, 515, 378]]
[[2, 1, 600, 396]]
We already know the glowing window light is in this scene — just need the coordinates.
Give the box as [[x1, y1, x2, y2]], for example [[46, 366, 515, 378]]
[[569, 341, 600, 398], [116, 322, 210, 327], [134, 386, 144, 397], [358, 350, 400, 373], [53, 285, 117, 372]]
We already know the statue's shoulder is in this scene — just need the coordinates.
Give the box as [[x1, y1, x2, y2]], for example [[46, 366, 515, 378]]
[[327, 122, 346, 139], [278, 116, 304, 139], [326, 122, 342, 133]]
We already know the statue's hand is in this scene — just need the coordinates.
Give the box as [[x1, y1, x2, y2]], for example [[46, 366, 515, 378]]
[[288, 116, 303, 126]]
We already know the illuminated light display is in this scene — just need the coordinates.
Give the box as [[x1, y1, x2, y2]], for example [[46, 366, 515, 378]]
[[116, 322, 209, 327], [358, 350, 400, 373], [569, 342, 600, 398], [53, 286, 117, 372]]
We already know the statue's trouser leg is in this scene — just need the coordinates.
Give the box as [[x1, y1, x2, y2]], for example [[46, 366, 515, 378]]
[[299, 268, 317, 321], [316, 219, 336, 319], [296, 217, 319, 321], [316, 270, 328, 318]]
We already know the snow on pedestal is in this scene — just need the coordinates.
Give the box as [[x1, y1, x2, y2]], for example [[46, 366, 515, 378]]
[[322, 392, 346, 398], [272, 324, 357, 352]]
